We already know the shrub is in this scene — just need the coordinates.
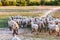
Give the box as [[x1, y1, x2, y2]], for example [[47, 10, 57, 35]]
[[16, 0, 27, 6], [0, 2, 2, 6]]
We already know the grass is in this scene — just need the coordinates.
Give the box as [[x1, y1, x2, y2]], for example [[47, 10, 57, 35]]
[[0, 12, 43, 28], [30, 0, 40, 2], [52, 11, 60, 18], [0, 15, 9, 28], [0, 11, 59, 28]]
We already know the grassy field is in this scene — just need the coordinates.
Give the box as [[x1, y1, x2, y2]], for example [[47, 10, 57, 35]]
[[53, 11, 60, 18], [0, 12, 59, 28], [0, 12, 43, 28], [0, 6, 60, 40], [0, 6, 60, 28], [0, 16, 8, 28]]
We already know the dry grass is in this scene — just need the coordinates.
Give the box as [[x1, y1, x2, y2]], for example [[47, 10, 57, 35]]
[[30, 0, 40, 2], [52, 11, 60, 18], [0, 6, 60, 10], [0, 12, 43, 28], [0, 12, 43, 17]]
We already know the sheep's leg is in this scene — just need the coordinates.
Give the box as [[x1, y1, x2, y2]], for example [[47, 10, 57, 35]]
[[56, 31, 60, 36], [35, 29, 39, 35], [38, 26, 40, 32], [38, 26, 41, 32], [43, 23, 46, 32], [41, 24, 43, 32], [52, 30, 55, 35], [22, 23, 25, 27], [49, 30, 52, 35], [40, 24, 42, 32], [56, 32, 59, 36], [18, 24, 20, 29], [24, 24, 27, 27], [9, 27, 12, 31], [43, 22, 48, 32], [44, 22, 47, 32], [13, 29, 16, 36], [13, 28, 18, 36], [31, 28, 34, 33], [46, 26, 49, 32], [16, 29, 18, 35], [24, 22, 26, 27]]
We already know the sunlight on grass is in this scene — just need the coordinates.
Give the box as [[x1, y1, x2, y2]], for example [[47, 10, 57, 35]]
[[30, 0, 40, 2]]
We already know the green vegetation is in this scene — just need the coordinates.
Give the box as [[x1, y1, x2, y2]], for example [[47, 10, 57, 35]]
[[0, 12, 43, 28], [0, 0, 60, 6], [0, 16, 8, 28]]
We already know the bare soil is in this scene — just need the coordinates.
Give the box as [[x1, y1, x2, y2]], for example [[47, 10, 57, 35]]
[[0, 28, 60, 40]]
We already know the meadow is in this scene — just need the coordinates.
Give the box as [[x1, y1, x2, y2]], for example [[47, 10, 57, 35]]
[[0, 6, 60, 40], [0, 12, 43, 28], [0, 12, 59, 28], [0, 6, 59, 28]]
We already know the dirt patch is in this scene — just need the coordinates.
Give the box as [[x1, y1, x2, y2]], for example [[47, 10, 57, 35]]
[[0, 28, 60, 40]]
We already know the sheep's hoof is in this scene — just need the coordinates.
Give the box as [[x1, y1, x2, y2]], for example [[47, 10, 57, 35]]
[[49, 33, 51, 35], [49, 32, 51, 35], [56, 32, 60, 36], [31, 31, 33, 33], [16, 33, 18, 35], [36, 33, 39, 35], [56, 34, 60, 36]]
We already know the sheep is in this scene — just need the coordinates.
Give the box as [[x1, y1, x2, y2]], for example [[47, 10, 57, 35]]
[[13, 15, 20, 19], [55, 25, 60, 36], [58, 20, 60, 28], [36, 20, 42, 32], [8, 20, 19, 35], [8, 20, 13, 31], [21, 18, 30, 28], [8, 16, 12, 21], [48, 20, 56, 35], [14, 19, 21, 26], [38, 19, 46, 32], [31, 21, 39, 34], [21, 18, 27, 27], [48, 19, 60, 36]]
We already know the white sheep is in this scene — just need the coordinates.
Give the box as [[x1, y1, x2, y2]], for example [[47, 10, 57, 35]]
[[55, 25, 60, 36], [8, 20, 19, 30], [48, 19, 60, 35], [55, 25, 59, 32], [31, 21, 38, 33], [8, 20, 19, 35]]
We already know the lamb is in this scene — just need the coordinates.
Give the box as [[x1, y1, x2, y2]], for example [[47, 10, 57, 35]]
[[48, 19, 60, 36], [31, 21, 38, 34], [8, 20, 19, 35], [55, 25, 60, 36]]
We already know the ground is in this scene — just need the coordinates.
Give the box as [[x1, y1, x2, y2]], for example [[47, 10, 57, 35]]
[[0, 28, 60, 40], [0, 6, 60, 40]]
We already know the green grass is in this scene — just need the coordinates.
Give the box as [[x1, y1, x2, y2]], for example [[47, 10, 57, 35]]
[[0, 16, 8, 28], [0, 12, 44, 28], [0, 12, 43, 28]]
